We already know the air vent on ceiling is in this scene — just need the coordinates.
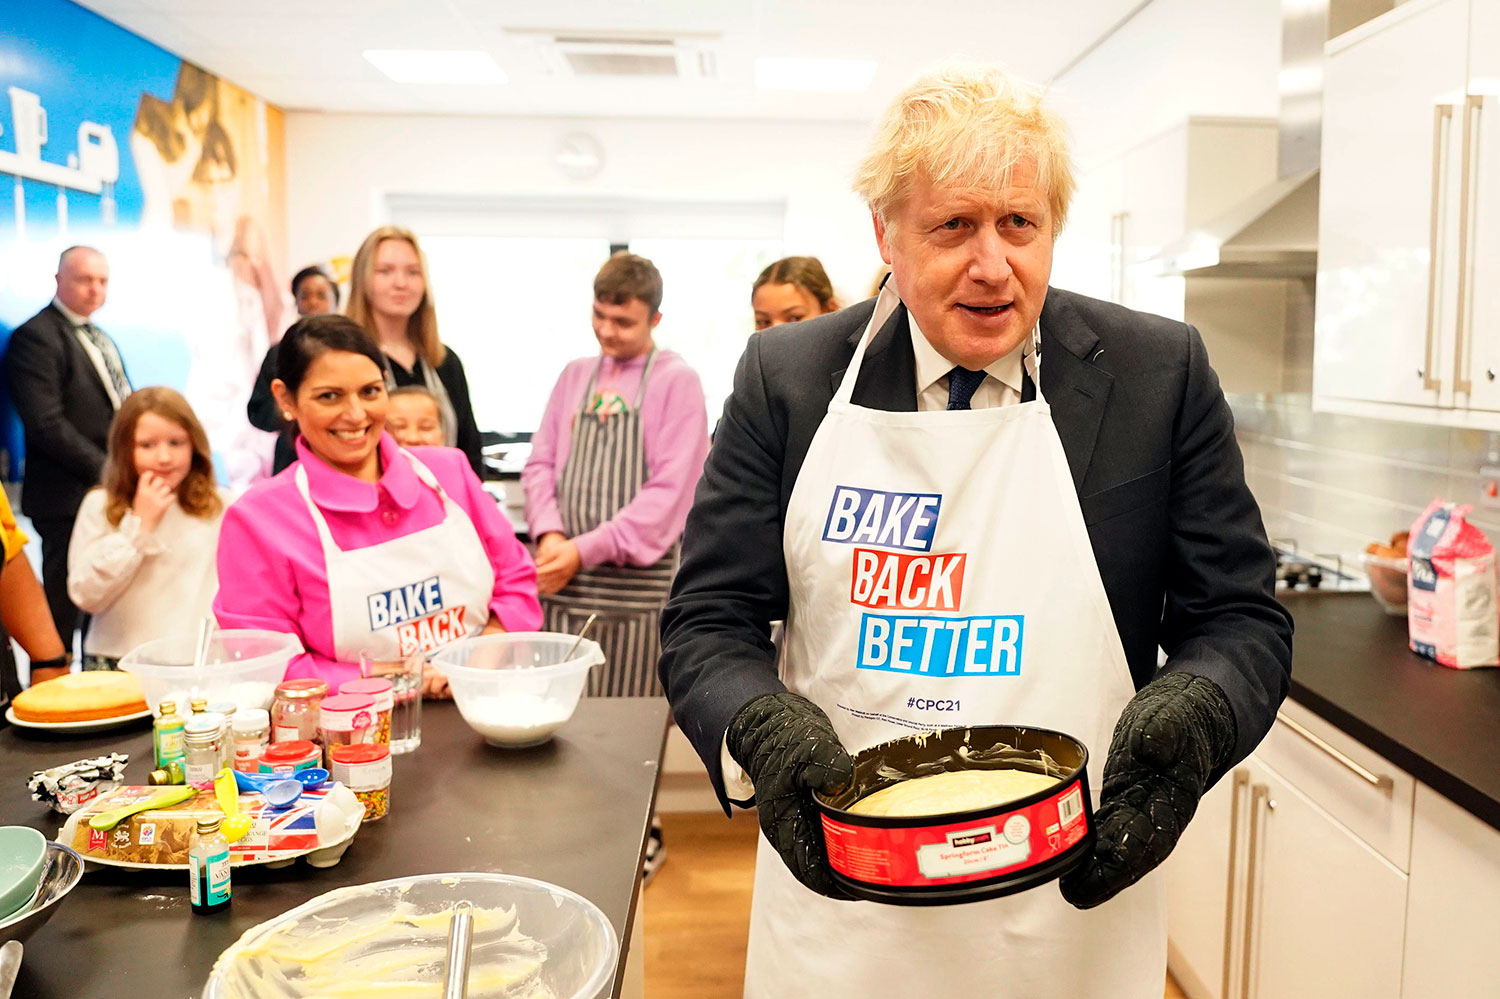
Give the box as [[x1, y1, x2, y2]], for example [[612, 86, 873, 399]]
[[518, 29, 718, 79]]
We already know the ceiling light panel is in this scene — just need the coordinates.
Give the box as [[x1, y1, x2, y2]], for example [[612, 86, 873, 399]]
[[363, 49, 508, 85], [754, 56, 876, 93]]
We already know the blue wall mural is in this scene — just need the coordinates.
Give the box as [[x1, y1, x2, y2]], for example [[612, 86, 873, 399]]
[[0, 0, 289, 486]]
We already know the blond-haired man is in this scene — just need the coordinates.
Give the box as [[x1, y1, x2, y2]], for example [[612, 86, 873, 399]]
[[661, 64, 1290, 998]]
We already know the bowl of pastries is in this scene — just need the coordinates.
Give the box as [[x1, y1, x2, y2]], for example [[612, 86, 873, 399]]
[[1362, 531, 1409, 617]]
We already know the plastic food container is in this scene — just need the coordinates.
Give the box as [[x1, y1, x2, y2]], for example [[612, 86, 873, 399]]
[[433, 633, 604, 748], [1361, 552, 1409, 616], [120, 630, 303, 715], [202, 872, 619, 999], [338, 678, 393, 746], [328, 744, 391, 821], [814, 725, 1095, 905], [258, 741, 321, 775], [317, 693, 375, 767]]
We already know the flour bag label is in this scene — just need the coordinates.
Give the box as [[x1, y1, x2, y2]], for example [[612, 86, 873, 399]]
[[1408, 499, 1500, 669]]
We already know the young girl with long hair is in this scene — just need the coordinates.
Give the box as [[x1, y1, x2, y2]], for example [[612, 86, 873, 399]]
[[68, 387, 228, 669]]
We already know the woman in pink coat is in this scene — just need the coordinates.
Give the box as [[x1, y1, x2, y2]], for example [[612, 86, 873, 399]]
[[213, 315, 540, 693]]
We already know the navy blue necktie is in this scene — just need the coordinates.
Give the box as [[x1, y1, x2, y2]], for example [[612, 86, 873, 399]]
[[946, 366, 987, 410]]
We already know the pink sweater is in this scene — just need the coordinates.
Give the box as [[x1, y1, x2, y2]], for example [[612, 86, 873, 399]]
[[213, 435, 542, 687], [522, 349, 709, 568]]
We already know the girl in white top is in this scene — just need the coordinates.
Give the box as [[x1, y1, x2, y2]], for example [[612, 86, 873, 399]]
[[68, 387, 228, 669]]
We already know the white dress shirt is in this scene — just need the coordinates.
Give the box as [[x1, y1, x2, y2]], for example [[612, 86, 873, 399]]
[[53, 297, 123, 409], [910, 312, 1032, 411], [718, 314, 1038, 803]]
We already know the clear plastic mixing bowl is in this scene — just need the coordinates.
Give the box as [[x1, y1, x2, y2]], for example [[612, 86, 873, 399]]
[[203, 872, 618, 999], [433, 633, 604, 748], [120, 629, 303, 713]]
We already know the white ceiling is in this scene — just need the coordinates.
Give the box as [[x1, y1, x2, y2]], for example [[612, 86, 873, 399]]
[[73, 0, 1148, 120]]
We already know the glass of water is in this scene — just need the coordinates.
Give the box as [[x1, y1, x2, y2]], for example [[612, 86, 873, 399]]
[[359, 652, 423, 755]]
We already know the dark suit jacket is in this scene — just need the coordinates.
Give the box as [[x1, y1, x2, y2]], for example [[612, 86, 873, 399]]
[[659, 287, 1293, 806], [3, 304, 119, 517]]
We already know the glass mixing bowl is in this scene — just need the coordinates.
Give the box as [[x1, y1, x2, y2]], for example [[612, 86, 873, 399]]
[[203, 872, 618, 999]]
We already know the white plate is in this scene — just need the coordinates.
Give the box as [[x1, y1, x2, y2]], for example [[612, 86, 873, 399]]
[[58, 806, 364, 871], [5, 706, 153, 734]]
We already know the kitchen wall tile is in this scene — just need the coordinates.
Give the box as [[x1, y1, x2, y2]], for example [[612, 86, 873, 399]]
[[1224, 394, 1500, 561]]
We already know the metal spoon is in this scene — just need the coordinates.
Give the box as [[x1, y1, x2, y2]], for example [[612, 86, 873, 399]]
[[0, 940, 22, 999], [442, 899, 474, 999], [564, 613, 599, 661]]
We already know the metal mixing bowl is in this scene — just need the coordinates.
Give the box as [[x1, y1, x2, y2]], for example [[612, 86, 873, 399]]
[[0, 842, 84, 944]]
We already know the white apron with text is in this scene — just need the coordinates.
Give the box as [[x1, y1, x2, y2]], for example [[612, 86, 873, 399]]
[[295, 448, 495, 662], [742, 283, 1166, 998]]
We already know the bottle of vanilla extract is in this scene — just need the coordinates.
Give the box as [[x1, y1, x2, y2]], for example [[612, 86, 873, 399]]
[[189, 817, 232, 914]]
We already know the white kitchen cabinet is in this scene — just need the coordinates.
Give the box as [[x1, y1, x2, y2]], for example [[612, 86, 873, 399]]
[[1051, 119, 1276, 321], [1314, 0, 1500, 425], [1051, 158, 1125, 303], [1244, 758, 1407, 999], [1163, 770, 1239, 999], [1400, 784, 1500, 998], [1167, 711, 1411, 999], [1453, 1, 1500, 411]]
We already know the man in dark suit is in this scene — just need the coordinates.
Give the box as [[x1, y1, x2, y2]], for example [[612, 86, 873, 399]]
[[659, 64, 1291, 998], [4, 245, 131, 646]]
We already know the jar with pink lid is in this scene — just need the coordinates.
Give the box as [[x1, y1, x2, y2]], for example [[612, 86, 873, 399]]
[[338, 677, 394, 746], [318, 693, 376, 768]]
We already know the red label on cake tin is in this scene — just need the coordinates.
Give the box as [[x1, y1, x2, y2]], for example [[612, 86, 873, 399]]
[[822, 780, 1088, 887]]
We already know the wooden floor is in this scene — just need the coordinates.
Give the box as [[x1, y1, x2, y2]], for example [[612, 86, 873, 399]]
[[646, 811, 1188, 998]]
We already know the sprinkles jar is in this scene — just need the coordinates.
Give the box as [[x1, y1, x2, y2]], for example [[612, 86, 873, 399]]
[[338, 678, 394, 746], [329, 743, 391, 821]]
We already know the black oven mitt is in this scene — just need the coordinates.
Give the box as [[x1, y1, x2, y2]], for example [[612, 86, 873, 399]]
[[1060, 671, 1237, 910], [726, 691, 856, 900]]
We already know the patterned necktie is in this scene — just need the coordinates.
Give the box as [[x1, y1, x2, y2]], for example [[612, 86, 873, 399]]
[[79, 322, 131, 404], [946, 366, 987, 411]]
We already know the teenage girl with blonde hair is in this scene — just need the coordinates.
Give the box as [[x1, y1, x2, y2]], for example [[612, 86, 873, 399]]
[[346, 226, 484, 476]]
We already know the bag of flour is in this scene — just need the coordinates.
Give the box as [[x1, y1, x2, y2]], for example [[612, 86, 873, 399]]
[[1408, 499, 1500, 668]]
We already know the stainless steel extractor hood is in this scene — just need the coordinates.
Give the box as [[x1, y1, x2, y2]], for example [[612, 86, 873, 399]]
[[1152, 0, 1382, 279], [1154, 169, 1319, 278]]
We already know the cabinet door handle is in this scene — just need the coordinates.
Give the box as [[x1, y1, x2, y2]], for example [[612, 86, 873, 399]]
[[1241, 783, 1271, 999], [1110, 211, 1128, 304], [1221, 769, 1250, 999], [1423, 103, 1455, 391], [1454, 94, 1485, 394], [1276, 711, 1395, 792]]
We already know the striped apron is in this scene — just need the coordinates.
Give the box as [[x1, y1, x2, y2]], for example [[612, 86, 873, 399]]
[[542, 350, 678, 697]]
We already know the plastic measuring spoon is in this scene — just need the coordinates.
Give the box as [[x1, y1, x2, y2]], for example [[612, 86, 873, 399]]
[[88, 785, 196, 831], [213, 769, 251, 843], [232, 768, 328, 796]]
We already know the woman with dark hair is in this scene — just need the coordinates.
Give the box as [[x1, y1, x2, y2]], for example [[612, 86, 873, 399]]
[[67, 387, 227, 670], [214, 315, 540, 692], [248, 264, 344, 474], [751, 256, 840, 331]]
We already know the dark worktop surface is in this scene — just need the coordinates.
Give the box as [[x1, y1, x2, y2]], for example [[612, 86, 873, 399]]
[[1, 697, 669, 998], [1282, 591, 1500, 831]]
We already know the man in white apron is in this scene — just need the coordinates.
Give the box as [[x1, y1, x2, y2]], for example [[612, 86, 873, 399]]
[[660, 64, 1292, 998]]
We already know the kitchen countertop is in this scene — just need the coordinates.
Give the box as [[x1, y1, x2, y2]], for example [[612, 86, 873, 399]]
[[0, 697, 669, 998], [1281, 591, 1500, 831]]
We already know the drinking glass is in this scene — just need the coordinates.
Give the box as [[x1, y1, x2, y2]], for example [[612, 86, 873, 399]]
[[359, 651, 423, 754]]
